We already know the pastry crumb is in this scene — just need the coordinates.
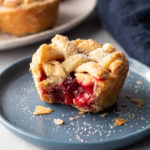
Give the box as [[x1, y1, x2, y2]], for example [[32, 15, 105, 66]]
[[140, 117, 145, 121], [78, 111, 85, 114], [136, 81, 142, 85], [76, 115, 81, 118], [88, 112, 90, 115], [121, 103, 127, 107], [100, 113, 109, 118], [54, 119, 64, 125], [114, 118, 127, 126], [69, 117, 75, 121], [34, 106, 52, 115], [94, 130, 98, 134], [117, 106, 123, 111], [131, 99, 144, 108], [127, 114, 134, 120], [125, 93, 132, 99]]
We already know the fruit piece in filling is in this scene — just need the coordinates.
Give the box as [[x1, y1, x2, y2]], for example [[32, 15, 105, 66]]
[[30, 34, 129, 113]]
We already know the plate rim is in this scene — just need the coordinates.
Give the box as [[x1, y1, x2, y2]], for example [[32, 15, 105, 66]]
[[0, 56, 150, 146]]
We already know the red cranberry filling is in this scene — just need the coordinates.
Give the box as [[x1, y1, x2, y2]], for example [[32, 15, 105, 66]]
[[40, 69, 47, 81], [41, 73, 94, 108]]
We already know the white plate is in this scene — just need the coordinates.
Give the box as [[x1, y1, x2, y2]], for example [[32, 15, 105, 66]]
[[0, 0, 96, 50]]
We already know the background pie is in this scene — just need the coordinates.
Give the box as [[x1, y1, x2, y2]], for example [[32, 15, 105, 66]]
[[0, 0, 59, 36]]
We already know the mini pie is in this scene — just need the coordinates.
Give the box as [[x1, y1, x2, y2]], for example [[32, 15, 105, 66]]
[[30, 34, 129, 113], [0, 0, 59, 36]]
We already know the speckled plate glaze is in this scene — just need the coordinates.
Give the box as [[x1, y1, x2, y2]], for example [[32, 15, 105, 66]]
[[0, 57, 150, 150]]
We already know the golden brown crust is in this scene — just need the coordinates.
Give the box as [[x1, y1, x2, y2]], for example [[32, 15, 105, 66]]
[[30, 34, 129, 113], [73, 39, 102, 53], [0, 0, 59, 36]]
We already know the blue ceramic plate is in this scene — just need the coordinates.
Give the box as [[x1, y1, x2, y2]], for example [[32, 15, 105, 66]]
[[0, 57, 150, 150]]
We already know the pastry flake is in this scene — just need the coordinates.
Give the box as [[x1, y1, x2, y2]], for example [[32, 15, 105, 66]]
[[131, 99, 144, 108], [125, 93, 132, 99], [100, 113, 109, 118], [117, 106, 123, 111], [136, 81, 142, 85], [78, 111, 85, 115], [30, 34, 129, 113], [69, 117, 75, 121], [75, 116, 81, 118], [114, 118, 127, 126], [53, 118, 64, 125], [121, 103, 127, 107], [34, 106, 53, 115]]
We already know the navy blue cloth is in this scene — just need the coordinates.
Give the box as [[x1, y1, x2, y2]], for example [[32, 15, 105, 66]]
[[97, 0, 150, 66]]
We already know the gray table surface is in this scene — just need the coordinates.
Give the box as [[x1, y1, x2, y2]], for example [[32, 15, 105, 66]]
[[0, 12, 150, 150]]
